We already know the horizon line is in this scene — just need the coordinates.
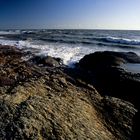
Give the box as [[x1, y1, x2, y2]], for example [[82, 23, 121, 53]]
[[0, 28, 140, 31]]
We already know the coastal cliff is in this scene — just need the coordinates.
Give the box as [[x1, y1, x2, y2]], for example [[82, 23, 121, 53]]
[[0, 45, 139, 140]]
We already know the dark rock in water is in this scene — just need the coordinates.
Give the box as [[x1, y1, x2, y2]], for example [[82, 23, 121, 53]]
[[79, 51, 140, 71], [30, 55, 63, 67], [0, 46, 138, 140], [78, 51, 140, 106], [79, 51, 125, 69], [78, 51, 140, 139]]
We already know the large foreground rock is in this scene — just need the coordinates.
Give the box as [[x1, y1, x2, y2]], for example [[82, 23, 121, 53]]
[[0, 46, 138, 139]]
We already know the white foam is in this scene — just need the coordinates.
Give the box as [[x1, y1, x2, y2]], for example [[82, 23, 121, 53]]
[[0, 38, 140, 66], [0, 39, 32, 49], [21, 30, 36, 34], [0, 39, 105, 64], [106, 36, 140, 45], [0, 30, 20, 35], [22, 42, 133, 65], [0, 39, 18, 46]]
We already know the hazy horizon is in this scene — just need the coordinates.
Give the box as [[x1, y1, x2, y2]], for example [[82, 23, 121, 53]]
[[1, 28, 140, 31], [0, 0, 140, 30]]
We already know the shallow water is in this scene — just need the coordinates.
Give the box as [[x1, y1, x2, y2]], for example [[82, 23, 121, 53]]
[[121, 63, 140, 73]]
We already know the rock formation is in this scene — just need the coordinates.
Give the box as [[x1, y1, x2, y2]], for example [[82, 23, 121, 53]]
[[0, 46, 138, 140], [78, 51, 140, 139]]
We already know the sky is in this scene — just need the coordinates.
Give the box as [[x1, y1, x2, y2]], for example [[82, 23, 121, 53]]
[[0, 0, 140, 30]]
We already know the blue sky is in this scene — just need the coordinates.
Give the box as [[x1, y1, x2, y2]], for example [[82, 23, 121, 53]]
[[0, 0, 140, 29]]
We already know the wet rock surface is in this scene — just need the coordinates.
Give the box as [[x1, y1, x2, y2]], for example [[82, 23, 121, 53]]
[[0, 46, 138, 140]]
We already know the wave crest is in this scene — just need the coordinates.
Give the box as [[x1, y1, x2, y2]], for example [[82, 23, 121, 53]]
[[104, 36, 140, 45]]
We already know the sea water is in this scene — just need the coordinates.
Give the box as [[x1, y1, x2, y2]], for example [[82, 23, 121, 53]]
[[0, 29, 140, 66]]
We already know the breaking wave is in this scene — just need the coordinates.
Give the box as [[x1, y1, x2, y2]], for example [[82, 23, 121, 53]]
[[0, 38, 140, 65], [0, 30, 140, 66], [102, 36, 140, 45]]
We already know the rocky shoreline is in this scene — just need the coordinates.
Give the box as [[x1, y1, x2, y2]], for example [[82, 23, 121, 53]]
[[0, 45, 140, 140]]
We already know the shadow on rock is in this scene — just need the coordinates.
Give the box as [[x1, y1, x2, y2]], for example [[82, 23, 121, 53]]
[[78, 51, 140, 139]]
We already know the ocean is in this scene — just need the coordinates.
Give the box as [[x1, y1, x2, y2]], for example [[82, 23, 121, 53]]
[[0, 29, 140, 65]]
